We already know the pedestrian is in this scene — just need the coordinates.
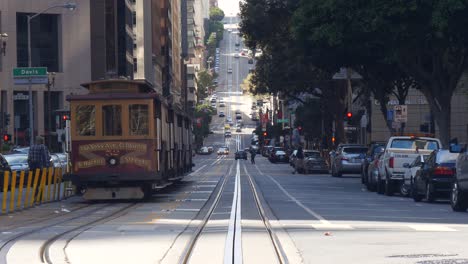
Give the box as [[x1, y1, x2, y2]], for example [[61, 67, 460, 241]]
[[250, 148, 256, 164], [293, 146, 304, 174], [28, 136, 51, 172]]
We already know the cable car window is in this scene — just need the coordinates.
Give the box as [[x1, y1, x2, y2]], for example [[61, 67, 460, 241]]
[[75, 105, 96, 136], [129, 104, 149, 135], [102, 105, 122, 136]]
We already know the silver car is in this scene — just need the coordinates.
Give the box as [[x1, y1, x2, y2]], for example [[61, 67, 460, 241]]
[[452, 146, 468, 211], [331, 145, 368, 177]]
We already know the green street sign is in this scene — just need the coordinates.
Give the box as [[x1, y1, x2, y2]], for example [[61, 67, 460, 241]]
[[13, 67, 48, 77], [277, 118, 289, 123]]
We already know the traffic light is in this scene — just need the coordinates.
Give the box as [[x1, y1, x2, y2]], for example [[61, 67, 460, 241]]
[[346, 112, 352, 121], [263, 132, 267, 137], [297, 126, 303, 135], [62, 114, 70, 121], [3, 134, 11, 142], [4, 113, 10, 127]]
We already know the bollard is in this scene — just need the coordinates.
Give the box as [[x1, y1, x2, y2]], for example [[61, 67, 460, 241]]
[[46, 167, 53, 202], [2, 171, 9, 214], [9, 171, 17, 212], [17, 171, 25, 209], [30, 169, 41, 207], [25, 171, 33, 209], [37, 168, 48, 204], [52, 168, 58, 201]]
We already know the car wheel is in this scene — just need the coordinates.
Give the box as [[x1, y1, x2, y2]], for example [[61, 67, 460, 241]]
[[412, 180, 423, 202], [451, 181, 468, 212], [400, 183, 410, 197], [425, 182, 435, 203]]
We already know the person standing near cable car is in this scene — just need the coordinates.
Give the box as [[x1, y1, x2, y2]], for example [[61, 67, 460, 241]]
[[28, 136, 51, 171]]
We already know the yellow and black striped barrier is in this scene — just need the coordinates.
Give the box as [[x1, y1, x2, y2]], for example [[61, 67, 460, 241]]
[[1, 167, 73, 215]]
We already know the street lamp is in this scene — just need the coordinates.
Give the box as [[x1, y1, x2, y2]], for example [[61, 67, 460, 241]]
[[1, 33, 8, 56], [46, 72, 56, 149], [27, 2, 77, 146]]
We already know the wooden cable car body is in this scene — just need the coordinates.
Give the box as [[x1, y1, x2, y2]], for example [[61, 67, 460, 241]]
[[67, 80, 192, 200]]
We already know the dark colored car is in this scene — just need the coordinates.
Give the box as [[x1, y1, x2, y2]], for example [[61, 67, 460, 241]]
[[269, 150, 288, 163], [452, 145, 468, 211], [412, 149, 459, 203], [361, 143, 385, 184], [235, 150, 248, 160], [303, 151, 328, 174], [0, 154, 12, 189]]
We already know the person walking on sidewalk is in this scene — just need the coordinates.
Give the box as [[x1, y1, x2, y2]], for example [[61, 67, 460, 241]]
[[28, 136, 51, 172]]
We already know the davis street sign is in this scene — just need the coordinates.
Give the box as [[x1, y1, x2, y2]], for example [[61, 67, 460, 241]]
[[12, 67, 48, 85], [13, 67, 47, 77]]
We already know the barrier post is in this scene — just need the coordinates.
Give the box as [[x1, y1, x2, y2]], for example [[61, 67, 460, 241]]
[[52, 168, 58, 201], [2, 171, 9, 214], [29, 169, 40, 207], [24, 171, 33, 209], [37, 168, 48, 204], [46, 167, 53, 202], [17, 171, 25, 209], [56, 168, 62, 200], [9, 171, 17, 212]]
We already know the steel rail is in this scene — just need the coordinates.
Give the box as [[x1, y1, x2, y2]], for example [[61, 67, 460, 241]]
[[243, 164, 289, 264]]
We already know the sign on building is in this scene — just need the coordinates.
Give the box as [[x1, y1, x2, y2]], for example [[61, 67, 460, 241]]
[[394, 105, 408, 123]]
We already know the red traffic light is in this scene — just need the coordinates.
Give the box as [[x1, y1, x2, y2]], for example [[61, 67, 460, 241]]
[[62, 115, 70, 121], [263, 132, 267, 137], [346, 112, 352, 118], [3, 134, 10, 142]]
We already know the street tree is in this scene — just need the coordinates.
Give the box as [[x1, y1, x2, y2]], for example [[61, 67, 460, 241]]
[[292, 0, 468, 145], [209, 7, 225, 21], [196, 70, 213, 103]]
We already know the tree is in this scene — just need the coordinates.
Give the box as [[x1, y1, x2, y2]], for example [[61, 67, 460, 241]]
[[196, 70, 214, 102], [292, 0, 468, 145], [193, 104, 214, 147], [209, 7, 225, 21]]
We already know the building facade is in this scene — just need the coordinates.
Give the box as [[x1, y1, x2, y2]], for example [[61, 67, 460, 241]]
[[0, 0, 91, 146]]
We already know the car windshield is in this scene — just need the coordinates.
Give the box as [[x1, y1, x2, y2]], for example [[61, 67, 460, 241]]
[[436, 151, 459, 164], [304, 152, 321, 158], [342, 147, 368, 154], [5, 155, 28, 164], [390, 139, 439, 150]]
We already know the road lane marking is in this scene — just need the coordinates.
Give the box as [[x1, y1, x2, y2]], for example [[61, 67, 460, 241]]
[[254, 165, 331, 225], [224, 160, 243, 264], [408, 225, 457, 232], [193, 165, 207, 174]]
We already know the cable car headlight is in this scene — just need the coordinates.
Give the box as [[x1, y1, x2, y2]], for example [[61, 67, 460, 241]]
[[108, 157, 119, 166]]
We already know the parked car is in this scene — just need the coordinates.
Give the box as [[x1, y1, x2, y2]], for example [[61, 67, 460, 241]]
[[235, 150, 248, 160], [0, 154, 12, 189], [361, 143, 385, 184], [11, 147, 30, 154], [219, 111, 225, 117], [365, 152, 385, 192], [379, 136, 441, 196], [452, 145, 468, 211], [401, 154, 429, 196], [198, 147, 211, 155], [331, 145, 368, 177], [50, 153, 68, 172], [412, 149, 459, 203], [4, 154, 29, 173], [269, 149, 288, 163]]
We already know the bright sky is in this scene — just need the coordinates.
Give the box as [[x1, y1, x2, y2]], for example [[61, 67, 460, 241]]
[[217, 0, 240, 17]]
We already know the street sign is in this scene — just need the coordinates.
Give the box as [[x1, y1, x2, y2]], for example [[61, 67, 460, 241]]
[[277, 118, 289, 123], [394, 105, 408, 122], [13, 67, 48, 85], [13, 67, 47, 77]]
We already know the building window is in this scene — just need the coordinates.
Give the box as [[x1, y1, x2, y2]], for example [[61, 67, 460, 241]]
[[102, 105, 122, 136], [129, 104, 149, 135], [76, 105, 96, 136], [16, 13, 60, 72]]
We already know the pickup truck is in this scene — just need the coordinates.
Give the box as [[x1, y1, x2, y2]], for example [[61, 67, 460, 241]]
[[378, 136, 442, 196]]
